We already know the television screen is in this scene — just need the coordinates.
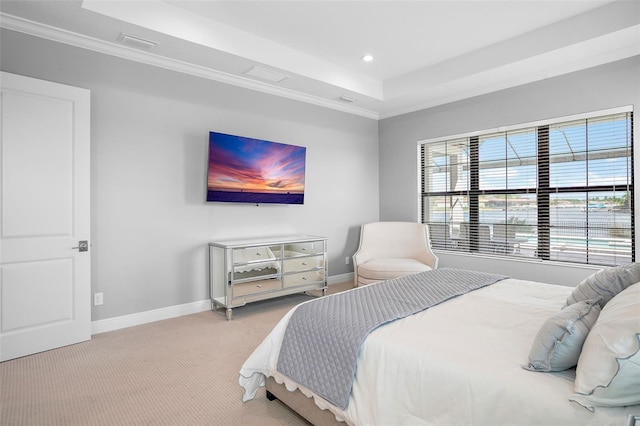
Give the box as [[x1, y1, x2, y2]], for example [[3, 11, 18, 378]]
[[207, 131, 306, 204]]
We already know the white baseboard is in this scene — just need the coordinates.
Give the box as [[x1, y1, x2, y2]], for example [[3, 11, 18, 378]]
[[91, 273, 354, 335], [91, 299, 211, 335], [328, 272, 353, 285]]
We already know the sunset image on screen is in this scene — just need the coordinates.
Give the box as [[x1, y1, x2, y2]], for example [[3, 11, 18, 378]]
[[207, 132, 306, 204]]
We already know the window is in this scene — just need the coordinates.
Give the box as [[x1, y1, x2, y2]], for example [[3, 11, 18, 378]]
[[421, 109, 634, 266]]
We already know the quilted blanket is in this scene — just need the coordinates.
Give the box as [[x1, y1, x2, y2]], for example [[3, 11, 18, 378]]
[[276, 268, 507, 409]]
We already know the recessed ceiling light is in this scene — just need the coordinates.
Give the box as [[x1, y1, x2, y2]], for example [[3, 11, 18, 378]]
[[362, 54, 374, 62]]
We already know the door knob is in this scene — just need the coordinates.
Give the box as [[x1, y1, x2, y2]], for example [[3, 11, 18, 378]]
[[72, 240, 89, 252]]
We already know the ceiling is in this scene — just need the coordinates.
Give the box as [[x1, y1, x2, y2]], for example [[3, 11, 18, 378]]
[[1, 1, 639, 119]]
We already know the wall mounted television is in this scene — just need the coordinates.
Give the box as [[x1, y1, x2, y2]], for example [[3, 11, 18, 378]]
[[206, 131, 306, 204]]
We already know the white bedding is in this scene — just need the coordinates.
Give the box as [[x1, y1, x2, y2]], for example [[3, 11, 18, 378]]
[[239, 278, 639, 426]]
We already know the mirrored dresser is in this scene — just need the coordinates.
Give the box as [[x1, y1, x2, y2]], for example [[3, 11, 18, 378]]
[[209, 235, 328, 320]]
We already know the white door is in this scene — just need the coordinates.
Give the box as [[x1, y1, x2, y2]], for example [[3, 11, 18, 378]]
[[0, 72, 91, 362]]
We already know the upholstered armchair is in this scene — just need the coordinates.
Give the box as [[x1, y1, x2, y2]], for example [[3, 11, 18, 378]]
[[353, 221, 439, 287]]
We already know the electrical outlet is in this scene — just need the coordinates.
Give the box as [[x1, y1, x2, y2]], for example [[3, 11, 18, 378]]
[[94, 292, 104, 306], [345, 256, 350, 265]]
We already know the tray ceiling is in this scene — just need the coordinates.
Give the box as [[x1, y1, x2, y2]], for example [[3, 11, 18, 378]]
[[1, 1, 638, 119]]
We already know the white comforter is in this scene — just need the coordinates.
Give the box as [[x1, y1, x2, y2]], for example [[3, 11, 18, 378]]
[[239, 278, 639, 426]]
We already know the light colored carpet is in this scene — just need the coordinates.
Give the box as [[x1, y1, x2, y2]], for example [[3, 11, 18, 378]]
[[0, 282, 353, 426]]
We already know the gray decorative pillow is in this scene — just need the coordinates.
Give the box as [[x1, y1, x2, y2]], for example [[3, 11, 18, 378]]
[[565, 263, 640, 309], [523, 300, 600, 372], [569, 283, 640, 410]]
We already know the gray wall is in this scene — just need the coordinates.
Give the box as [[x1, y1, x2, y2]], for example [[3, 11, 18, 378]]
[[379, 55, 640, 285], [3, 25, 638, 320], [1, 29, 379, 321]]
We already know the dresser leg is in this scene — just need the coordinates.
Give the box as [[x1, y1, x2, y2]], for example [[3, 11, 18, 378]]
[[226, 308, 233, 321]]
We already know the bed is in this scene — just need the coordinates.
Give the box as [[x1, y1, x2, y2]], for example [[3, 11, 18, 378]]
[[239, 267, 640, 426]]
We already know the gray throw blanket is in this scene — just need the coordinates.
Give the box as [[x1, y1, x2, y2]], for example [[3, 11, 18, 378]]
[[276, 268, 507, 409]]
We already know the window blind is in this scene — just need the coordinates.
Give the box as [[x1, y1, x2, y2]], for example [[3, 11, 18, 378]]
[[421, 110, 634, 266]]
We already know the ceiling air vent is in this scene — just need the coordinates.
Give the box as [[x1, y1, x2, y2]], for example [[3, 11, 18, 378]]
[[339, 95, 356, 103], [118, 33, 158, 51], [243, 66, 288, 84]]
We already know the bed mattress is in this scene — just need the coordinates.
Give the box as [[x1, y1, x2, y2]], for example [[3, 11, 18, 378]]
[[239, 277, 639, 425]]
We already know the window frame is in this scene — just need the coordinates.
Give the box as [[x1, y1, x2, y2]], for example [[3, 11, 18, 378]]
[[419, 106, 634, 266]]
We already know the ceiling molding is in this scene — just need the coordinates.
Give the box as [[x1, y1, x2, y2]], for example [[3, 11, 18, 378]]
[[2, 3, 637, 122], [0, 12, 380, 120]]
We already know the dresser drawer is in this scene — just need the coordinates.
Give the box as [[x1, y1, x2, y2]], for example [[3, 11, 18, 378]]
[[232, 259, 280, 278], [283, 241, 324, 256], [232, 245, 281, 265], [232, 278, 282, 298], [283, 270, 325, 289], [282, 255, 324, 273]]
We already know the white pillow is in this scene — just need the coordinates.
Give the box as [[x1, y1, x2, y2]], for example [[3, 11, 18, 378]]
[[565, 263, 640, 309], [523, 300, 600, 372], [569, 282, 640, 410]]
